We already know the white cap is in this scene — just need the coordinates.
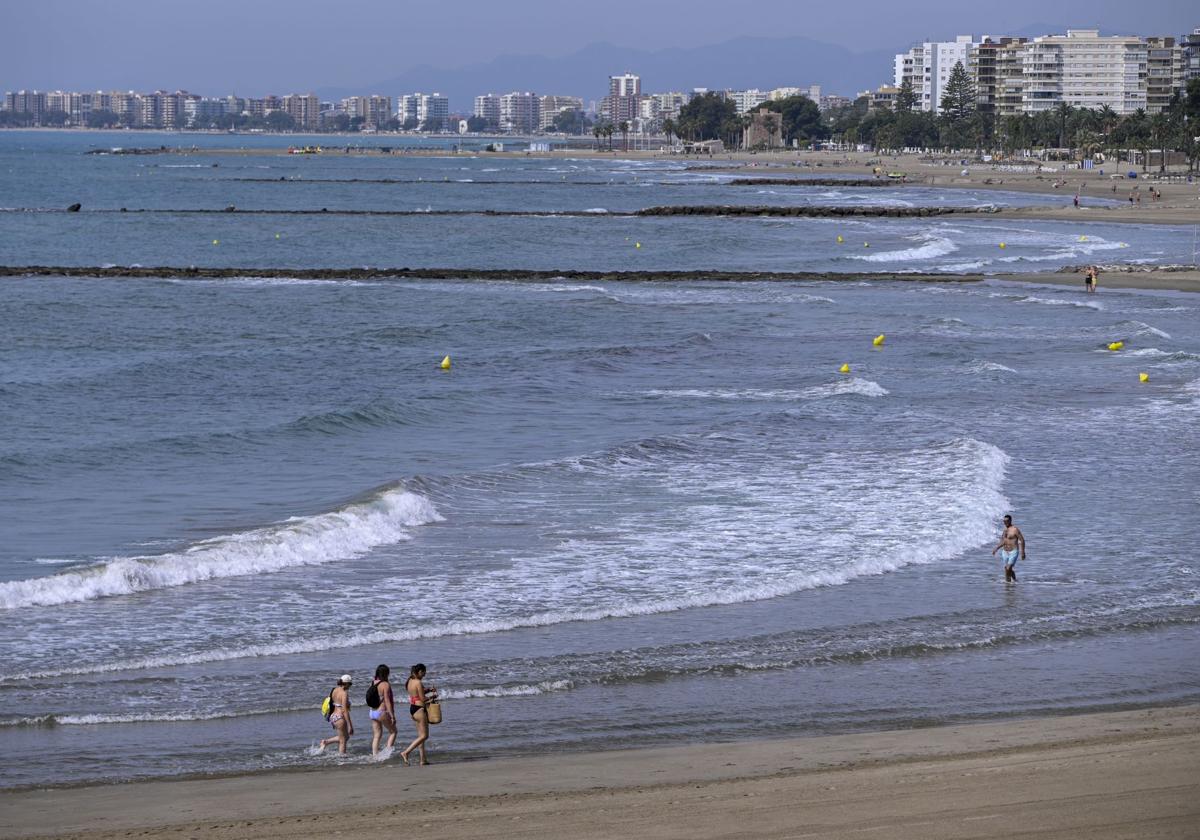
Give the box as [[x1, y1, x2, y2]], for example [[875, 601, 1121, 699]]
[[340, 673, 353, 684]]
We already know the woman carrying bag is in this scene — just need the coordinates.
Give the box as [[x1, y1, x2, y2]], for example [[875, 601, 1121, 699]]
[[399, 663, 439, 766]]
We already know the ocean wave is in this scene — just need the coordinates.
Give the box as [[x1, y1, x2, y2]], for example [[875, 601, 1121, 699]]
[[1013, 296, 1104, 310], [849, 233, 957, 263], [639, 378, 887, 402], [1124, 348, 1200, 362], [963, 360, 1017, 375], [0, 487, 442, 610]]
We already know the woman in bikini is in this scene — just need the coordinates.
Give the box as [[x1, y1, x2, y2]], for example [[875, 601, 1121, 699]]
[[399, 663, 437, 766], [368, 664, 398, 755], [318, 674, 354, 754]]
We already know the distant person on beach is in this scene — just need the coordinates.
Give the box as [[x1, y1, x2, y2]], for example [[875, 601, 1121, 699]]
[[399, 663, 438, 766], [1084, 266, 1097, 293], [991, 515, 1026, 583], [366, 664, 397, 755], [318, 674, 354, 754]]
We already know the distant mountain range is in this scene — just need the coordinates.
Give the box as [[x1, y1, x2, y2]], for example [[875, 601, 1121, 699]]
[[317, 36, 903, 111]]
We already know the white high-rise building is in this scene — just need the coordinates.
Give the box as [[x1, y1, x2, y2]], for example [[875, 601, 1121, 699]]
[[1021, 30, 1147, 114], [729, 89, 769, 114], [417, 93, 449, 130], [499, 92, 540, 133], [473, 94, 501, 129], [895, 34, 977, 112]]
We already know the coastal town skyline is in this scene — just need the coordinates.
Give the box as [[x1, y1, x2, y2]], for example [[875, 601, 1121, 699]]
[[5, 25, 1199, 139], [2, 1, 1194, 99]]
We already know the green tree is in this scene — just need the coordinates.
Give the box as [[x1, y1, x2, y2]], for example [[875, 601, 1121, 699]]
[[661, 117, 676, 145], [466, 115, 489, 133], [41, 109, 69, 127], [939, 61, 976, 124], [552, 108, 589, 135], [264, 110, 296, 132], [87, 109, 120, 129], [937, 61, 977, 150], [896, 78, 918, 113], [676, 92, 737, 141], [326, 113, 351, 132], [761, 95, 827, 145], [618, 120, 629, 151]]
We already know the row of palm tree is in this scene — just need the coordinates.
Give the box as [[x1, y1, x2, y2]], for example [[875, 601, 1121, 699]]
[[591, 120, 631, 151]]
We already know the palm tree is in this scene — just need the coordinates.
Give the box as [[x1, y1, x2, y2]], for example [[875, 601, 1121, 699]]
[[617, 120, 629, 152], [1151, 111, 1171, 173], [662, 117, 676, 148], [604, 123, 615, 151], [592, 124, 602, 151], [1055, 102, 1073, 152]]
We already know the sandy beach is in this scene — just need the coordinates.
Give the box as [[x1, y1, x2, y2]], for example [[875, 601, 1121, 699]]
[[2, 705, 1196, 839]]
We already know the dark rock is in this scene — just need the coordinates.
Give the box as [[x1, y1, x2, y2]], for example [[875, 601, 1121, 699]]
[[66, 203, 81, 212]]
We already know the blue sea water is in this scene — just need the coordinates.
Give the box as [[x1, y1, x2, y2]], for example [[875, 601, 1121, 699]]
[[0, 130, 1197, 788]]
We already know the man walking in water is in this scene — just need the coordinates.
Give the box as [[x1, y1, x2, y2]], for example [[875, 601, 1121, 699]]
[[992, 515, 1026, 582]]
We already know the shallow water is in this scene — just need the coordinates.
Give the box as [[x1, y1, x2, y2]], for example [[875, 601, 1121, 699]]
[[0, 132, 1197, 788]]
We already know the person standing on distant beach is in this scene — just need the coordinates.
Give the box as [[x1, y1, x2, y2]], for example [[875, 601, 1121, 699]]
[[399, 663, 438, 766], [1084, 266, 1097, 293], [318, 674, 354, 754], [367, 664, 397, 755], [991, 515, 1026, 583]]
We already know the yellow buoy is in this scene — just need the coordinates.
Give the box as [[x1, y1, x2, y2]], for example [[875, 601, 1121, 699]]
[[863, 242, 870, 248], [1107, 341, 1124, 352], [873, 334, 885, 347], [1139, 372, 1149, 383], [635, 242, 641, 249], [999, 242, 1006, 249], [212, 239, 219, 245], [440, 355, 451, 370], [275, 233, 281, 239], [836, 235, 844, 243], [838, 363, 851, 374], [1079, 235, 1088, 242]]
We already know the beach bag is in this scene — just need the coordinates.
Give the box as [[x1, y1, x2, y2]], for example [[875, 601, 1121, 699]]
[[365, 680, 381, 710], [425, 699, 442, 725], [321, 687, 336, 720]]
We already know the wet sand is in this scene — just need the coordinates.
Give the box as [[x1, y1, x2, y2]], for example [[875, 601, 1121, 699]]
[[1, 705, 1196, 839]]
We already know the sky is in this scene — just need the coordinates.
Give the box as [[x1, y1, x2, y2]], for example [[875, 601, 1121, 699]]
[[2, 0, 1195, 95]]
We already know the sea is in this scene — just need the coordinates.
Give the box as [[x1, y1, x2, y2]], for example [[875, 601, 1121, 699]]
[[0, 130, 1197, 789]]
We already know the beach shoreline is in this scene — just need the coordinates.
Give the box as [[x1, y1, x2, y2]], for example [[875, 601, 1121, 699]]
[[2, 704, 1195, 839]]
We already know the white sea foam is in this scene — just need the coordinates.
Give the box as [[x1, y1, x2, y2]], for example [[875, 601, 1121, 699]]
[[441, 680, 573, 699], [640, 378, 887, 402], [583, 208, 609, 214], [0, 488, 442, 610], [1013, 296, 1104, 310], [964, 360, 1017, 375], [849, 233, 957, 263], [1, 436, 1009, 681]]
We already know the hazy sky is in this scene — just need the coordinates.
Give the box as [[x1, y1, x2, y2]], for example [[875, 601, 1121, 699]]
[[3, 0, 1194, 93]]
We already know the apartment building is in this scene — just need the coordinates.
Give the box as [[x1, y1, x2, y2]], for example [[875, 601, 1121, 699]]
[[499, 91, 539, 133], [648, 92, 687, 121], [769, 85, 821, 101], [6, 90, 46, 119], [895, 35, 976, 112], [1145, 37, 1184, 113], [1184, 28, 1200, 80], [283, 93, 320, 130], [601, 72, 642, 124], [729, 89, 768, 114], [417, 93, 449, 130], [1022, 30, 1147, 114], [341, 96, 369, 121], [538, 95, 584, 131], [970, 37, 1027, 118], [367, 95, 393, 127], [473, 93, 501, 129]]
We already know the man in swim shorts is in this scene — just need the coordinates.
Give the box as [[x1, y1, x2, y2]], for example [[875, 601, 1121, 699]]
[[991, 514, 1026, 583]]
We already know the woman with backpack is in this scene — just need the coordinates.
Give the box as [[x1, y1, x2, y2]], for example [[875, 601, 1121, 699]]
[[366, 664, 397, 755], [399, 663, 438, 766], [317, 674, 354, 754]]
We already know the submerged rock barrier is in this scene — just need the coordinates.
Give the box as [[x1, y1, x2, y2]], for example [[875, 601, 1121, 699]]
[[0, 265, 986, 284], [728, 178, 891, 187], [635, 205, 998, 218]]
